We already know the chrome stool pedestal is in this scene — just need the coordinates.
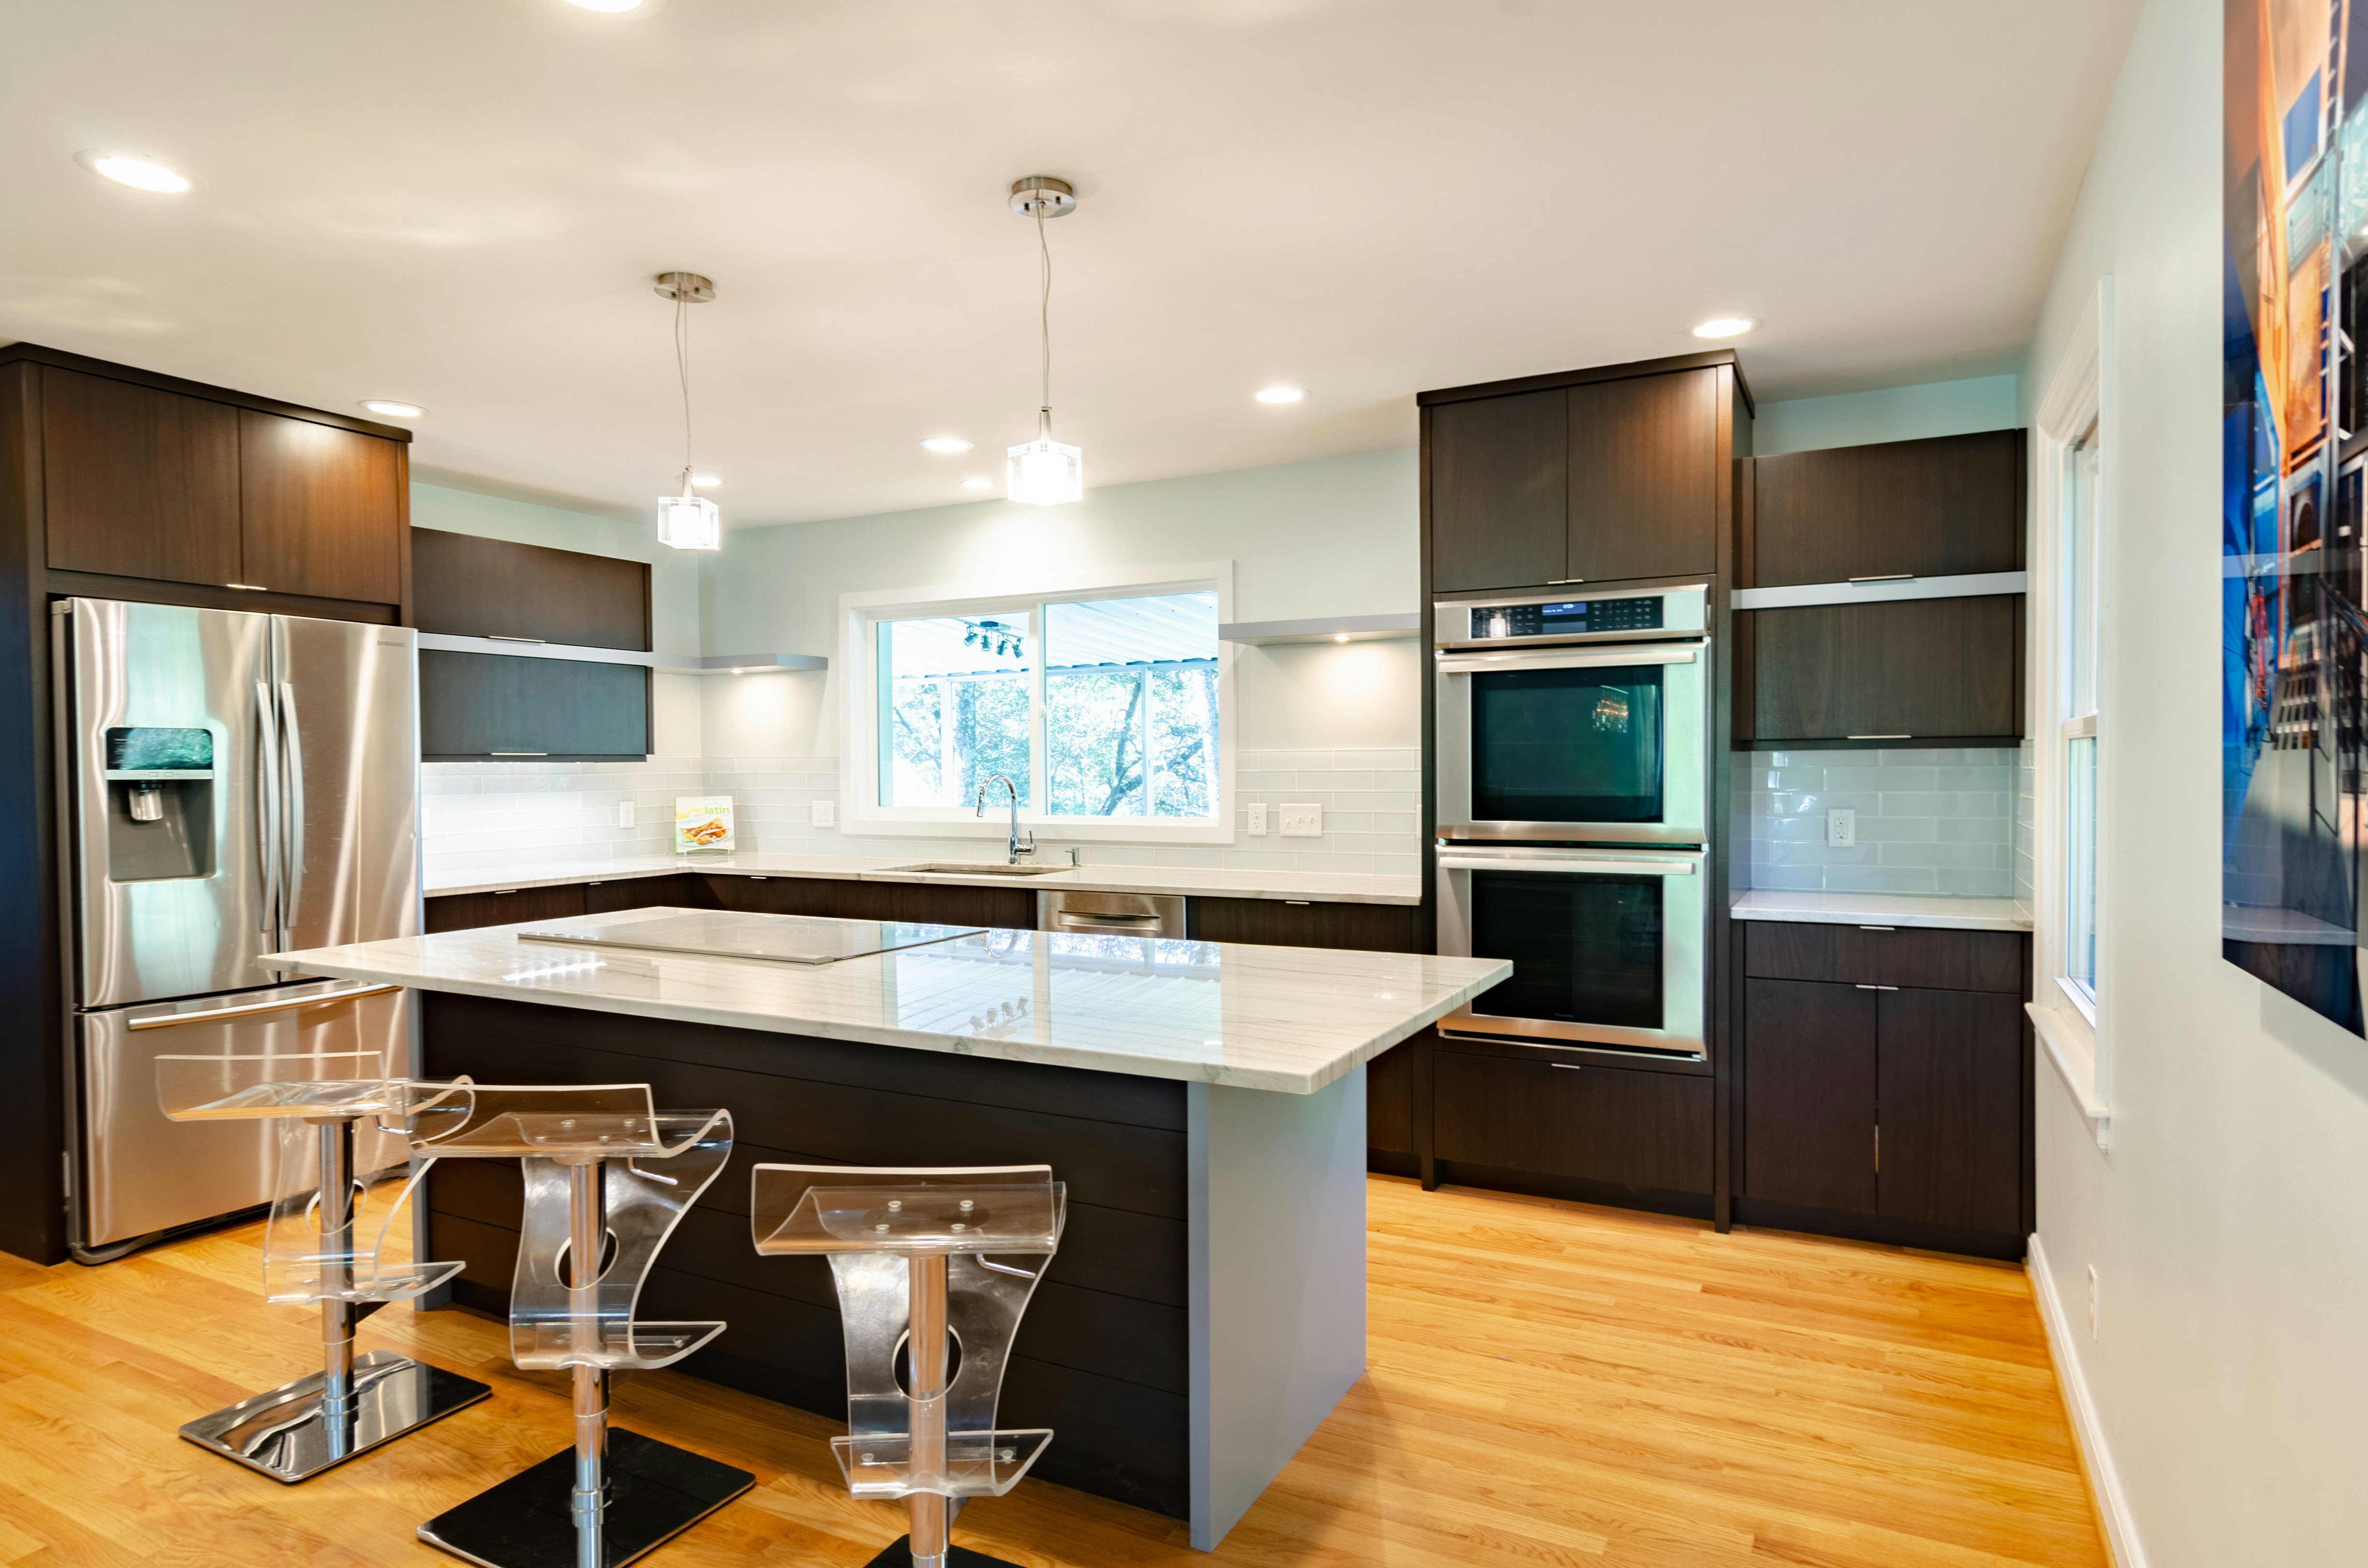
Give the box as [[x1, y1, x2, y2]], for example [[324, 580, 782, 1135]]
[[753, 1163, 1066, 1568], [157, 1052, 489, 1483], [407, 1084, 751, 1568]]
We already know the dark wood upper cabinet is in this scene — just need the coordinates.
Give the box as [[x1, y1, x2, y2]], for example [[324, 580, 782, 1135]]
[[1428, 389, 1568, 593], [412, 528, 651, 651], [1875, 987, 2024, 1234], [1749, 429, 2024, 587], [419, 649, 649, 760], [1566, 368, 1718, 583], [1743, 978, 1877, 1214], [41, 368, 243, 587], [238, 411, 404, 605], [1748, 595, 2021, 742]]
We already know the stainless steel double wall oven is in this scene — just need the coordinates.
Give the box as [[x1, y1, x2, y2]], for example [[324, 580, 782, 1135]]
[[1434, 585, 1710, 1058]]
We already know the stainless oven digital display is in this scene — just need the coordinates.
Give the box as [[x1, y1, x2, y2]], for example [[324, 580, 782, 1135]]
[[1468, 597, 1664, 640]]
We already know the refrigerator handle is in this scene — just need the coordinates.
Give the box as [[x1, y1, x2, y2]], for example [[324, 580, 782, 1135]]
[[277, 680, 305, 938], [254, 679, 283, 957]]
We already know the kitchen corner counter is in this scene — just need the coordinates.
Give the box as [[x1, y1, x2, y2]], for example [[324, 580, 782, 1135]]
[[1730, 889, 2033, 933], [422, 852, 1421, 907], [272, 911, 1505, 1094]]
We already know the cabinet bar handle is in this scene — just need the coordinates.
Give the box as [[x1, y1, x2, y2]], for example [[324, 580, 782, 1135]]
[[1859, 925, 1895, 931], [488, 634, 546, 643], [1285, 899, 1310, 906], [1849, 573, 1916, 583], [1854, 984, 1900, 991], [490, 751, 547, 756], [225, 582, 269, 591], [1549, 1063, 1584, 1071], [1847, 734, 1912, 741], [1875, 1126, 1881, 1173], [494, 889, 519, 895], [1549, 578, 1585, 585]]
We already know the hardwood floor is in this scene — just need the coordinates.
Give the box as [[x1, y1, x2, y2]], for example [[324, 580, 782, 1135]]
[[0, 1176, 2104, 1566]]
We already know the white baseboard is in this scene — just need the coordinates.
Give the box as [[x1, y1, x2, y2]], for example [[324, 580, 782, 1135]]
[[2028, 1232, 2148, 1568]]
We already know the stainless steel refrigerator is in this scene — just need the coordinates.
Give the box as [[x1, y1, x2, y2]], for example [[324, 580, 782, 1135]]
[[55, 598, 419, 1262]]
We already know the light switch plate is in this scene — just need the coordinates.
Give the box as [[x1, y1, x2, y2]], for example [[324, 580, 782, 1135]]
[[811, 799, 836, 827], [617, 801, 635, 828], [1247, 802, 1268, 836], [1826, 807, 1855, 847], [1279, 802, 1323, 838]]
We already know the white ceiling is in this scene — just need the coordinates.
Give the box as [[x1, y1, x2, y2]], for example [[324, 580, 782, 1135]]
[[1, 0, 2141, 529]]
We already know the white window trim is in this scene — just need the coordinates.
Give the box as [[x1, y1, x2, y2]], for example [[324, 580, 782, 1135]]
[[836, 559, 1238, 844], [2029, 276, 2112, 1147]]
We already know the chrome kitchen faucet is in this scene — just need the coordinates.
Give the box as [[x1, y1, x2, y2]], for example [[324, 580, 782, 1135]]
[[976, 773, 1035, 864]]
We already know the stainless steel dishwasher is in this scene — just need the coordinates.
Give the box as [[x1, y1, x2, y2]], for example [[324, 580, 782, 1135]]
[[1038, 889, 1187, 938]]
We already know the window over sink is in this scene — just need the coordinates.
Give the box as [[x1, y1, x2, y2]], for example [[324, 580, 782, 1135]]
[[847, 569, 1231, 843]]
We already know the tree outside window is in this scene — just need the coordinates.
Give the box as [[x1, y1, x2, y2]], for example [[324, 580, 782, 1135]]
[[875, 590, 1220, 820]]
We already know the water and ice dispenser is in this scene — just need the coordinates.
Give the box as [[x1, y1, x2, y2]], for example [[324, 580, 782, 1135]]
[[102, 725, 215, 882]]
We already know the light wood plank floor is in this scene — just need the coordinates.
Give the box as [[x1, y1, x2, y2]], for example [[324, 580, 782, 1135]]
[[0, 1176, 2105, 1567]]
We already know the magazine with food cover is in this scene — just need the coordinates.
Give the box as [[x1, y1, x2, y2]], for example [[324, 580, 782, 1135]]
[[674, 796, 734, 854]]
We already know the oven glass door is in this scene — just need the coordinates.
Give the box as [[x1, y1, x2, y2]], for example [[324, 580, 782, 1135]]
[[1436, 644, 1706, 845], [1438, 848, 1707, 1055], [1469, 868, 1665, 1030], [1470, 664, 1664, 825]]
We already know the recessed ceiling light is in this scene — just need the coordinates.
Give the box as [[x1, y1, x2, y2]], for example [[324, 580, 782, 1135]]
[[567, 0, 644, 10], [75, 151, 189, 194], [1255, 385, 1306, 404], [962, 477, 995, 490], [691, 474, 720, 488], [921, 436, 975, 454], [359, 400, 424, 418], [1333, 633, 1351, 643], [1691, 316, 1757, 339]]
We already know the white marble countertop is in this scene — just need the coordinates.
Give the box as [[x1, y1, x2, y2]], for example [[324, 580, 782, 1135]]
[[271, 909, 1506, 1095], [423, 852, 1421, 907], [1730, 889, 2033, 932]]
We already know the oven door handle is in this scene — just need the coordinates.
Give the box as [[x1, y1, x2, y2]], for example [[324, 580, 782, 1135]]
[[1434, 645, 1697, 674], [1435, 853, 1698, 875]]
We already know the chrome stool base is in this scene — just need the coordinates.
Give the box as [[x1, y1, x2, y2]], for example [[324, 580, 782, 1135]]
[[181, 1350, 490, 1483], [417, 1428, 753, 1568], [863, 1536, 1026, 1568]]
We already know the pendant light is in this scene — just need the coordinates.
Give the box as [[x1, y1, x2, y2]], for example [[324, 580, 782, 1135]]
[[654, 270, 722, 551], [1006, 176, 1082, 506]]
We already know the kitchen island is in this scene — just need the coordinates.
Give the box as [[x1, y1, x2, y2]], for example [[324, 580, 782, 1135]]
[[272, 909, 1505, 1551]]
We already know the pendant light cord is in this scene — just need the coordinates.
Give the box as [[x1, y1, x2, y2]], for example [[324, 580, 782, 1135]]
[[675, 287, 695, 482], [1037, 203, 1053, 430]]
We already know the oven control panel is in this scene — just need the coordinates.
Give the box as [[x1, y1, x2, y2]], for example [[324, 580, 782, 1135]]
[[1435, 584, 1707, 646]]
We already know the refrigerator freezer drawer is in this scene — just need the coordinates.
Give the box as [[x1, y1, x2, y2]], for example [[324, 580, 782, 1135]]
[[78, 982, 411, 1251]]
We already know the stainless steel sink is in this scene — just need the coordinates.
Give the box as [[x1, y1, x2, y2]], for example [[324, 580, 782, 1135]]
[[889, 861, 1070, 877]]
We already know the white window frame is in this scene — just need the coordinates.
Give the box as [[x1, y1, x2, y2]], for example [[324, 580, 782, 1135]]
[[2029, 276, 2112, 1146], [837, 560, 1237, 844]]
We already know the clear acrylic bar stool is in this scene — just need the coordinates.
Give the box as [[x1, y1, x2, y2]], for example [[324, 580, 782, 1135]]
[[154, 1047, 490, 1482], [407, 1083, 753, 1568], [751, 1163, 1065, 1568]]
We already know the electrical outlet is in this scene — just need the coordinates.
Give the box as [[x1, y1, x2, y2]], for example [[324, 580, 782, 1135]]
[[1826, 807, 1856, 847], [1279, 802, 1323, 838], [617, 801, 635, 828], [2088, 1265, 2099, 1340], [1247, 802, 1268, 836], [811, 799, 836, 827]]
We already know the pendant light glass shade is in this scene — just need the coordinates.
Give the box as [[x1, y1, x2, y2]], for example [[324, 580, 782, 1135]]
[[658, 485, 721, 550], [1007, 411, 1083, 507]]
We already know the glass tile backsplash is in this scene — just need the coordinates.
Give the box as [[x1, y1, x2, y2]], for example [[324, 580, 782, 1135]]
[[1732, 747, 2020, 897]]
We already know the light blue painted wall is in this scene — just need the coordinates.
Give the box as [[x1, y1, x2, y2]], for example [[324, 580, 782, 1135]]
[[1752, 373, 2021, 456]]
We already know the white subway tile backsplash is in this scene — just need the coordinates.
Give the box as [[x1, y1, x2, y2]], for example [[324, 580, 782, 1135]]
[[1735, 747, 2020, 898], [421, 745, 1425, 881]]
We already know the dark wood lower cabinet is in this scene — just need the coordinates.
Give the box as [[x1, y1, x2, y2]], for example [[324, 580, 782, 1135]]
[[422, 882, 586, 933], [1876, 987, 2024, 1234], [1187, 896, 1418, 952], [1433, 1050, 1712, 1203], [1742, 978, 1877, 1213], [1737, 923, 2030, 1258]]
